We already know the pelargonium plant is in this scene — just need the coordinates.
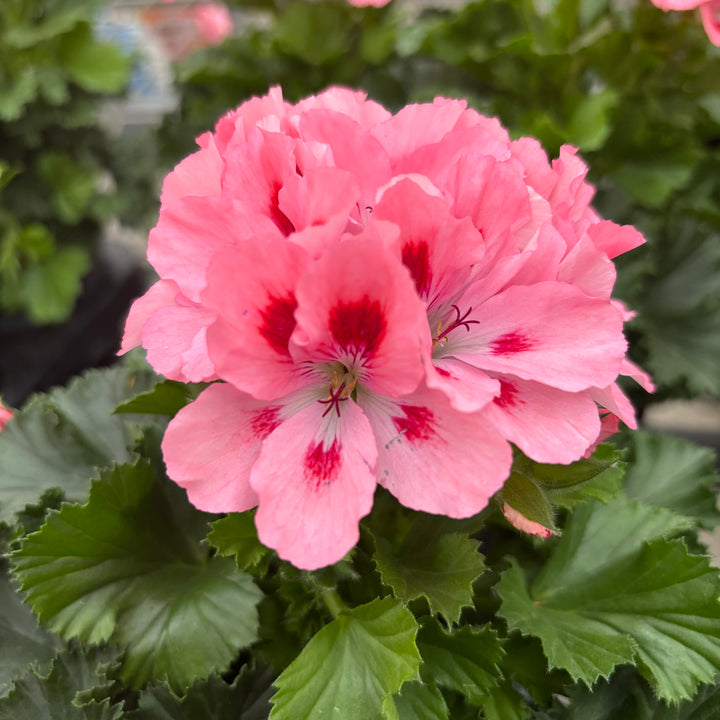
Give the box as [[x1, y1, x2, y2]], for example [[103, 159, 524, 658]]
[[122, 86, 648, 569], [2, 87, 720, 719]]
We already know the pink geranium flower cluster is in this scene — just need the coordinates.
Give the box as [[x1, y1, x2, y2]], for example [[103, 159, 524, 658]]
[[122, 87, 649, 569], [650, 0, 720, 45]]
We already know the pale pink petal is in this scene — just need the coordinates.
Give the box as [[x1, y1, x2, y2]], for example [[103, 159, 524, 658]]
[[347, 0, 391, 6], [423, 356, 500, 413], [359, 385, 512, 517], [700, 1, 720, 45], [586, 220, 645, 259], [147, 195, 277, 301], [621, 357, 656, 393], [446, 282, 627, 392], [160, 136, 223, 205], [558, 232, 617, 299], [292, 87, 391, 129], [483, 374, 601, 463], [583, 412, 622, 458], [252, 400, 378, 570], [142, 303, 218, 383], [120, 279, 181, 354], [589, 382, 637, 430], [371, 97, 468, 168], [502, 503, 553, 539], [203, 238, 312, 400], [650, 0, 704, 9], [291, 232, 431, 397], [162, 383, 275, 512]]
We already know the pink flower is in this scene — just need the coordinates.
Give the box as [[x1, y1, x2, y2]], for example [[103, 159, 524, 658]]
[[650, 0, 720, 45], [193, 4, 234, 45], [122, 87, 647, 569], [347, 0, 392, 6], [0, 401, 13, 432]]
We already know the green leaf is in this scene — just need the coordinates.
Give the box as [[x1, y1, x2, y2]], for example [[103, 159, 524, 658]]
[[566, 89, 618, 151], [11, 246, 90, 324], [498, 472, 555, 532], [383, 681, 449, 720], [114, 380, 196, 417], [0, 571, 60, 698], [623, 431, 720, 528], [13, 461, 262, 691], [37, 152, 97, 225], [208, 511, 271, 572], [127, 665, 275, 720], [270, 597, 420, 720], [417, 619, 504, 706], [497, 498, 720, 702], [58, 23, 130, 94], [0, 364, 159, 525], [373, 526, 486, 623], [0, 645, 123, 719]]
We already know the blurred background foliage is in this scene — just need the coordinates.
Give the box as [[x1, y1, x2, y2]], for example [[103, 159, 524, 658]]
[[1, 0, 718, 409]]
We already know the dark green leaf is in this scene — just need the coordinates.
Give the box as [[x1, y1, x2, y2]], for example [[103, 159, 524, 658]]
[[208, 511, 271, 572], [114, 381, 196, 417], [0, 571, 60, 698], [383, 681, 449, 720], [0, 364, 159, 525], [497, 498, 720, 702], [13, 461, 262, 691], [373, 528, 486, 623], [0, 645, 122, 720], [624, 431, 720, 528], [270, 597, 420, 720], [417, 619, 504, 706]]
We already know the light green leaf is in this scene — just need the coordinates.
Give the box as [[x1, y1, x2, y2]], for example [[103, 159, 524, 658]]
[[0, 645, 122, 720], [0, 572, 60, 698], [0, 364, 159, 525], [373, 528, 486, 623], [623, 431, 720, 528], [270, 597, 420, 720], [58, 23, 130, 94], [383, 681, 448, 720], [497, 498, 720, 702], [11, 246, 90, 323], [13, 461, 262, 691], [37, 152, 97, 225], [566, 89, 618, 151], [0, 71, 38, 120], [417, 619, 504, 706], [126, 665, 275, 720], [208, 511, 271, 572]]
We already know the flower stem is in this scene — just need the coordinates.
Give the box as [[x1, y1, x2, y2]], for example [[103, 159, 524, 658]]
[[322, 587, 346, 618]]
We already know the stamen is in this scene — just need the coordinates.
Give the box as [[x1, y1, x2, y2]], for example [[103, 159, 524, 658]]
[[318, 384, 350, 418], [433, 305, 479, 345]]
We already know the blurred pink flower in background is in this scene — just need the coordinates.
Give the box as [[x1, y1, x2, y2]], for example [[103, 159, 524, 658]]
[[194, 3, 234, 44], [122, 87, 649, 569], [347, 0, 392, 6], [650, 0, 720, 45], [0, 402, 13, 432]]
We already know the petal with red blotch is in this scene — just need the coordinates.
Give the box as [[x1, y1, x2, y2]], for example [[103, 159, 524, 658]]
[[203, 237, 312, 400], [160, 136, 223, 205], [447, 282, 626, 392], [148, 195, 277, 301], [483, 374, 601, 464], [359, 386, 512, 518], [373, 177, 483, 306], [120, 279, 180, 354], [251, 400, 377, 570], [586, 220, 645, 259], [162, 383, 282, 513], [700, 1, 720, 46], [142, 302, 217, 383], [291, 233, 431, 397], [423, 355, 499, 413]]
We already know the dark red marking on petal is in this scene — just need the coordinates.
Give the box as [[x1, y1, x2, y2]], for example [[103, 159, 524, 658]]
[[391, 405, 435, 443], [329, 297, 386, 359], [269, 182, 296, 236], [304, 440, 342, 489], [250, 406, 282, 439], [490, 331, 535, 355], [259, 294, 297, 356], [493, 379, 521, 409], [401, 242, 432, 298], [434, 366, 451, 377]]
